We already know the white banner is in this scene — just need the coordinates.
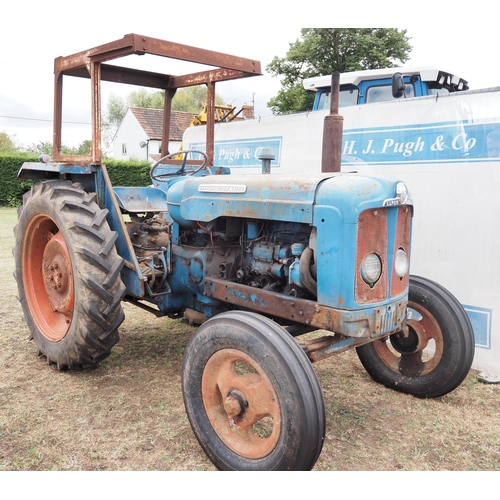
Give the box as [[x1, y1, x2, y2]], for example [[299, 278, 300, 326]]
[[185, 88, 500, 376]]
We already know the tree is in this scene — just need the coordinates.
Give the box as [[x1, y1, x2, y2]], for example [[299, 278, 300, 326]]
[[25, 140, 92, 156], [106, 92, 128, 127], [172, 86, 225, 113], [267, 28, 412, 114], [105, 86, 226, 126], [71, 139, 93, 156], [25, 141, 52, 155], [0, 131, 17, 153]]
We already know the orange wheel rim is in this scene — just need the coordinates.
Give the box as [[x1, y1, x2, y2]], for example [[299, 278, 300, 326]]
[[22, 214, 74, 341], [373, 300, 444, 377], [202, 349, 281, 459]]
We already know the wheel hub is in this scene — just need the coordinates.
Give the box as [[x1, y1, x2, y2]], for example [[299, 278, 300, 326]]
[[369, 299, 445, 378], [22, 214, 75, 342], [42, 232, 74, 315], [390, 328, 423, 354], [223, 390, 248, 420], [201, 348, 281, 459]]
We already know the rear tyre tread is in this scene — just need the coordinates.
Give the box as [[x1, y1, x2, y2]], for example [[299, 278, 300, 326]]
[[13, 179, 126, 370]]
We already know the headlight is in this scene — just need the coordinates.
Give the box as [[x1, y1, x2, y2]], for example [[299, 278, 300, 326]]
[[383, 181, 409, 206], [395, 182, 408, 205], [361, 253, 382, 286], [395, 248, 409, 278]]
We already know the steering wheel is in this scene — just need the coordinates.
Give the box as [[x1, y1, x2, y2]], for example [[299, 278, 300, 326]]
[[150, 150, 209, 181]]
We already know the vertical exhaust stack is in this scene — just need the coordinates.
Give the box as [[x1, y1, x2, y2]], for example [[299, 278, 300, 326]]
[[321, 72, 343, 172]]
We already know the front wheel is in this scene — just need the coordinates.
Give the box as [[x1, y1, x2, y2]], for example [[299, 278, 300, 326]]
[[182, 311, 325, 470], [13, 180, 126, 369], [356, 275, 475, 398]]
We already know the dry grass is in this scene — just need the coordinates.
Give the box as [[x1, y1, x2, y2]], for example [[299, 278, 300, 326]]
[[1, 207, 500, 472]]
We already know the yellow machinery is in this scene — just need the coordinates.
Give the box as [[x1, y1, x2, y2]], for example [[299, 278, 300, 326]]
[[190, 101, 243, 126]]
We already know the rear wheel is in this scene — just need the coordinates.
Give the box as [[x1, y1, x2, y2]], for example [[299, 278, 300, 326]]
[[356, 275, 475, 398], [13, 180, 126, 369], [182, 311, 325, 470]]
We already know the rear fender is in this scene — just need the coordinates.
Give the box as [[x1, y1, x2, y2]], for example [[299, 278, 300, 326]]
[[93, 165, 147, 298], [18, 161, 147, 298]]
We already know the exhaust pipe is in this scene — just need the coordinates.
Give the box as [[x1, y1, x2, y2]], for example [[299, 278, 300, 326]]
[[321, 72, 343, 172]]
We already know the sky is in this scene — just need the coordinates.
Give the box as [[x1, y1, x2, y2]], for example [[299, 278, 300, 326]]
[[1, 1, 499, 149]]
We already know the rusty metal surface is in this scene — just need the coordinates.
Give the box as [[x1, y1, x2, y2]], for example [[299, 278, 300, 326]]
[[61, 64, 170, 89], [179, 173, 333, 225], [162, 88, 175, 157], [91, 62, 101, 164], [355, 208, 389, 303], [201, 348, 281, 458], [52, 34, 262, 164], [204, 277, 406, 338], [321, 72, 343, 173], [371, 298, 444, 377], [42, 231, 74, 316], [54, 34, 261, 75], [300, 334, 375, 362], [391, 206, 412, 298], [22, 214, 73, 342], [53, 71, 63, 157], [206, 83, 216, 167]]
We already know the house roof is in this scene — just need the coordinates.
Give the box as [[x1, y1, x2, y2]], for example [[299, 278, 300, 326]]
[[130, 107, 196, 141]]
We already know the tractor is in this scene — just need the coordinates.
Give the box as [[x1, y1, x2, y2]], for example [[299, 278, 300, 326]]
[[13, 34, 474, 471]]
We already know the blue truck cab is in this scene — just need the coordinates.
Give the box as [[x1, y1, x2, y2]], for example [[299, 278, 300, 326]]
[[304, 66, 469, 110]]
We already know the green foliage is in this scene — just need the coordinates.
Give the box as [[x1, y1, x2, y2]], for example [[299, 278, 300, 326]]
[[267, 28, 412, 114], [24, 141, 53, 155], [23, 139, 93, 156], [268, 84, 316, 116], [105, 159, 152, 187], [126, 88, 167, 110], [0, 155, 153, 207], [106, 92, 129, 127], [105, 86, 226, 126], [71, 140, 93, 156], [173, 86, 225, 113], [0, 153, 38, 207], [0, 132, 18, 153], [1, 132, 92, 157]]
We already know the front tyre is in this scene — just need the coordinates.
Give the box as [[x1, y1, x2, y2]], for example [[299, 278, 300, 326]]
[[13, 180, 126, 369], [182, 311, 325, 470], [356, 275, 475, 398]]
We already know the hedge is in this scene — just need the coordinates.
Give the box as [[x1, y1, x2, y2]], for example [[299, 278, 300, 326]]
[[0, 154, 153, 207], [0, 153, 38, 207]]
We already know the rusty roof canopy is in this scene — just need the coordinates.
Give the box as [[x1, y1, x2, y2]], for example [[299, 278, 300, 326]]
[[53, 33, 262, 165]]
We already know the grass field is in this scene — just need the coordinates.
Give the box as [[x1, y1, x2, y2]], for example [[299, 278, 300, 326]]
[[1, 206, 500, 472]]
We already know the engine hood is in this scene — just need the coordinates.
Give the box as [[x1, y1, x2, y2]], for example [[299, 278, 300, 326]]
[[166, 172, 409, 227]]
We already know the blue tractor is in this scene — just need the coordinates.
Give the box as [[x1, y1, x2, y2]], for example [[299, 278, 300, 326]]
[[13, 35, 474, 470]]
